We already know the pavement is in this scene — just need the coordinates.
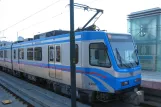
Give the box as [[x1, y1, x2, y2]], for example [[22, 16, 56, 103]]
[[142, 70, 161, 82], [141, 70, 161, 90]]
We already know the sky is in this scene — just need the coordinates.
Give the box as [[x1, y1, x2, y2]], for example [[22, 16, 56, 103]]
[[0, 0, 161, 42]]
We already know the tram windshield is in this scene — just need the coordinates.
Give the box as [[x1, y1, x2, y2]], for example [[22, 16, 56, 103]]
[[108, 34, 139, 68]]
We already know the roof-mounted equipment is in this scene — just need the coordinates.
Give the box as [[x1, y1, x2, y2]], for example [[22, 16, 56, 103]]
[[34, 30, 69, 40], [73, 3, 103, 31]]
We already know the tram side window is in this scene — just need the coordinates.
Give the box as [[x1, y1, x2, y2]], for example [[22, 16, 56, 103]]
[[49, 46, 54, 62], [14, 50, 16, 59], [27, 48, 33, 60], [0, 51, 1, 58], [56, 46, 61, 62], [0, 51, 3, 58], [34, 47, 42, 61], [4, 50, 7, 58], [89, 43, 111, 67], [18, 49, 24, 59], [2, 51, 3, 58], [75, 44, 78, 64]]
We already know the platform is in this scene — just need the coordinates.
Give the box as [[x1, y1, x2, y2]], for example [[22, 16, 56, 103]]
[[141, 70, 161, 90]]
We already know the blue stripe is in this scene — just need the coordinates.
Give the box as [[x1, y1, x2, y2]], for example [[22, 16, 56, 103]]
[[10, 61, 141, 91], [85, 74, 109, 92], [1, 59, 141, 91]]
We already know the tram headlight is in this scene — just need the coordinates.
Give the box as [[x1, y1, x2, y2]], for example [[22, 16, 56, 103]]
[[121, 81, 129, 86]]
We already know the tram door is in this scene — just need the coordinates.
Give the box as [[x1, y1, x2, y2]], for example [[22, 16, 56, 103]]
[[18, 48, 25, 71], [48, 45, 56, 78], [54, 45, 62, 80], [4, 50, 7, 68]]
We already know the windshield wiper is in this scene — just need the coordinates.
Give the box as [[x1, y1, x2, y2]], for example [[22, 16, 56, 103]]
[[133, 50, 139, 66], [134, 60, 139, 65], [129, 61, 135, 67], [115, 48, 131, 68]]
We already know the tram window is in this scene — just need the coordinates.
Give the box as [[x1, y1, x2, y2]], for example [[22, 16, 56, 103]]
[[14, 50, 16, 59], [2, 51, 3, 58], [75, 44, 78, 64], [56, 46, 61, 62], [18, 49, 24, 59], [89, 43, 111, 68], [27, 48, 33, 60], [34, 47, 42, 61], [18, 49, 20, 59], [49, 46, 54, 62], [0, 51, 3, 58], [4, 50, 7, 58], [0, 51, 1, 58]]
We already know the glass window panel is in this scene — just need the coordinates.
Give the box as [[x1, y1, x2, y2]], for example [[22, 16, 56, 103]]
[[34, 47, 42, 61]]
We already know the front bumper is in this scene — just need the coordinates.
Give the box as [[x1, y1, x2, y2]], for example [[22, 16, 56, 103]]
[[114, 74, 141, 91]]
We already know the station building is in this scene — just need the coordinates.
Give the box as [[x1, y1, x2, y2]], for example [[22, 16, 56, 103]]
[[127, 7, 161, 71]]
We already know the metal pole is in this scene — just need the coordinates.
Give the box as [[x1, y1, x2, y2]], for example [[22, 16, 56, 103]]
[[70, 0, 76, 107]]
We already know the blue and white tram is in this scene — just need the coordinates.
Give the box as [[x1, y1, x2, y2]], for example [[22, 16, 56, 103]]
[[0, 31, 143, 104]]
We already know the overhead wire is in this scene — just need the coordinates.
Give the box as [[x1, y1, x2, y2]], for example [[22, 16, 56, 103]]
[[2, 0, 101, 37], [2, 0, 99, 32], [18, 10, 69, 33], [1, 0, 61, 32]]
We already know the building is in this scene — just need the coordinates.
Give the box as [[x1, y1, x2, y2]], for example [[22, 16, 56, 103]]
[[127, 7, 161, 72]]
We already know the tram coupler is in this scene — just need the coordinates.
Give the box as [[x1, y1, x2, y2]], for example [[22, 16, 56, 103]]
[[123, 89, 144, 106]]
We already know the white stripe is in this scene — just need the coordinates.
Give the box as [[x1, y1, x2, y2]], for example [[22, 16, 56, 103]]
[[41, 39, 54, 43], [75, 35, 81, 39], [90, 75, 115, 93], [55, 37, 69, 41], [21, 43, 32, 46]]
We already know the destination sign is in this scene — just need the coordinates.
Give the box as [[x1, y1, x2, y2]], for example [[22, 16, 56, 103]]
[[107, 33, 132, 41]]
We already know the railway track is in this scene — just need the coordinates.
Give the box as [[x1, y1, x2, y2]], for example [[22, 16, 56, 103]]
[[0, 71, 89, 107], [0, 84, 32, 107], [0, 71, 158, 107]]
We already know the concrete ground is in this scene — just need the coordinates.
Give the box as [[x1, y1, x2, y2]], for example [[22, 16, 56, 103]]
[[0, 85, 27, 107], [141, 70, 161, 90]]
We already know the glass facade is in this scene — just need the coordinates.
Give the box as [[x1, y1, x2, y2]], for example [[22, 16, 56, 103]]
[[127, 8, 161, 71]]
